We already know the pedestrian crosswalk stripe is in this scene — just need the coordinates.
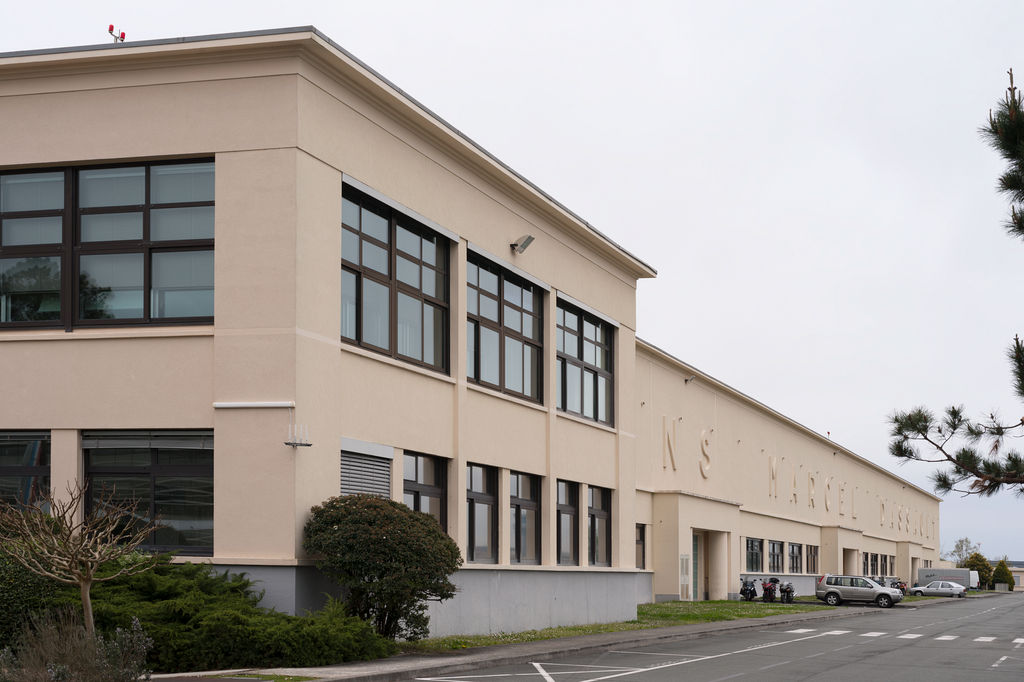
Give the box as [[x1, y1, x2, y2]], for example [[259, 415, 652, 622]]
[[824, 630, 851, 635], [935, 636, 958, 641], [974, 637, 996, 642], [897, 634, 923, 639], [861, 632, 886, 637], [786, 629, 815, 633], [1014, 638, 1024, 644]]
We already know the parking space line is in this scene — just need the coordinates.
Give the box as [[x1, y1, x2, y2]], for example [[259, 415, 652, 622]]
[[935, 636, 958, 641], [758, 660, 791, 670], [823, 630, 851, 635], [607, 651, 702, 657], [860, 632, 887, 637], [897, 634, 923, 639], [974, 637, 996, 642], [786, 628, 815, 633]]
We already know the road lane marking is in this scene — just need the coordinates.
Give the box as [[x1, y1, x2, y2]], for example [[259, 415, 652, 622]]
[[804, 652, 825, 658], [531, 662, 556, 682], [823, 630, 851, 635], [993, 656, 1008, 668], [860, 632, 886, 637], [934, 636, 958, 641], [607, 651, 703, 657], [786, 628, 815, 633], [897, 634, 923, 639], [833, 645, 854, 651], [758, 661, 791, 670], [974, 637, 996, 642]]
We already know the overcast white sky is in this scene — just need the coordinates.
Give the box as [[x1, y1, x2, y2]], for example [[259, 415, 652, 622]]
[[5, 1, 1024, 561]]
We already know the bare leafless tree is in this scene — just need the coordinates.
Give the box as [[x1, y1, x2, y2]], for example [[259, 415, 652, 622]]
[[0, 482, 160, 635]]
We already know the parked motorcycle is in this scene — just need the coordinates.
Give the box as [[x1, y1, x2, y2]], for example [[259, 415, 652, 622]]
[[778, 579, 796, 603], [740, 578, 758, 601], [760, 577, 778, 603]]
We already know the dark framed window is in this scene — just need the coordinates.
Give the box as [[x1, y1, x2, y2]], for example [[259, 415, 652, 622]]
[[403, 452, 447, 530], [746, 538, 763, 572], [880, 554, 888, 576], [635, 524, 646, 570], [0, 431, 50, 505], [510, 471, 540, 564], [83, 430, 213, 555], [556, 301, 613, 424], [789, 543, 802, 573], [466, 255, 542, 401], [0, 161, 214, 330], [870, 553, 878, 576], [768, 540, 783, 573], [588, 486, 611, 566], [806, 545, 819, 574], [556, 480, 578, 565], [862, 552, 869, 576], [341, 187, 449, 371], [466, 464, 497, 563]]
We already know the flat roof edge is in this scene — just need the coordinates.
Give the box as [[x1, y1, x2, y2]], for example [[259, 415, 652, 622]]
[[0, 26, 657, 279]]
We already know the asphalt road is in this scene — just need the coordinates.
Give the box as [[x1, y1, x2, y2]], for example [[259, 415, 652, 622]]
[[412, 596, 1024, 682]]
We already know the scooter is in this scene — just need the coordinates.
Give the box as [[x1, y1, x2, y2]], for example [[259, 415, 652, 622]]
[[740, 578, 758, 601], [760, 577, 777, 603], [778, 579, 795, 604]]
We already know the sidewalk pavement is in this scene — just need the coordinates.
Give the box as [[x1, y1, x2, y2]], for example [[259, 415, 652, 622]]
[[151, 594, 1004, 682]]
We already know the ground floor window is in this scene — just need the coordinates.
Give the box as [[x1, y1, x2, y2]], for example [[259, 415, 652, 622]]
[[862, 552, 869, 576], [789, 543, 802, 573], [746, 538, 763, 572], [510, 472, 540, 564], [806, 545, 819, 574], [636, 524, 646, 570], [0, 431, 50, 505], [466, 464, 497, 563], [403, 452, 447, 530], [556, 480, 578, 565], [588, 486, 611, 566], [870, 553, 878, 576], [83, 430, 213, 555], [768, 540, 783, 573], [881, 554, 888, 576]]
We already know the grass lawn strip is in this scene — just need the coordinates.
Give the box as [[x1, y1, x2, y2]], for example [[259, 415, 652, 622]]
[[401, 600, 833, 653]]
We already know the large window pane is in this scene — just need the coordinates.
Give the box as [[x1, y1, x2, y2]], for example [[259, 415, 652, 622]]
[[521, 508, 539, 562], [566, 363, 582, 413], [397, 292, 422, 361], [1, 173, 64, 212], [151, 163, 215, 204], [361, 206, 388, 242], [151, 250, 214, 318], [467, 321, 476, 379], [152, 206, 215, 241], [504, 337, 523, 393], [80, 253, 144, 319], [425, 302, 444, 368], [0, 256, 60, 322], [79, 167, 145, 207], [479, 326, 499, 385], [472, 500, 495, 562], [2, 217, 62, 246], [361, 278, 389, 350], [341, 270, 357, 340], [154, 476, 213, 547], [81, 212, 143, 242]]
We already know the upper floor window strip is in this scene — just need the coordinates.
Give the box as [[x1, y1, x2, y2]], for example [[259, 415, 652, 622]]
[[341, 186, 450, 372], [0, 160, 214, 329], [556, 300, 613, 424]]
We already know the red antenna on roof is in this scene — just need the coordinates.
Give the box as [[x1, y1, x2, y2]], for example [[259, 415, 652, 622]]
[[108, 24, 126, 43]]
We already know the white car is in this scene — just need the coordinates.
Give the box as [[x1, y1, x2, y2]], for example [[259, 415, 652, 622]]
[[912, 580, 967, 597]]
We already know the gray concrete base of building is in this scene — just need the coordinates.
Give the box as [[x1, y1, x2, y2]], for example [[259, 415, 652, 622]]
[[219, 563, 652, 638], [215, 563, 343, 616], [426, 568, 653, 637]]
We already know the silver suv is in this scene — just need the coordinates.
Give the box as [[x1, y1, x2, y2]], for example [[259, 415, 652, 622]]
[[815, 574, 903, 608]]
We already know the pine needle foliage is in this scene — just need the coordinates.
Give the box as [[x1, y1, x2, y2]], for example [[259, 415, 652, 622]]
[[890, 72, 1024, 497], [984, 69, 1024, 240], [993, 559, 1015, 589]]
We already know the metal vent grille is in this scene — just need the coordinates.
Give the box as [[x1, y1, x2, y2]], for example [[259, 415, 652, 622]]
[[340, 451, 391, 497]]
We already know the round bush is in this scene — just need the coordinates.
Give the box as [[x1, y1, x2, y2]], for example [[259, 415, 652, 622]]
[[304, 494, 462, 640]]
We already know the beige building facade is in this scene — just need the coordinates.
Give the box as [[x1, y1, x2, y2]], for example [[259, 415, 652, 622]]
[[0, 27, 940, 636]]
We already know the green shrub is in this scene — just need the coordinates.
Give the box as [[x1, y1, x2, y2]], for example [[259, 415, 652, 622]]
[[304, 494, 463, 641], [0, 608, 151, 682], [993, 559, 1015, 590], [964, 552, 994, 588], [90, 561, 393, 672], [0, 552, 63, 647]]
